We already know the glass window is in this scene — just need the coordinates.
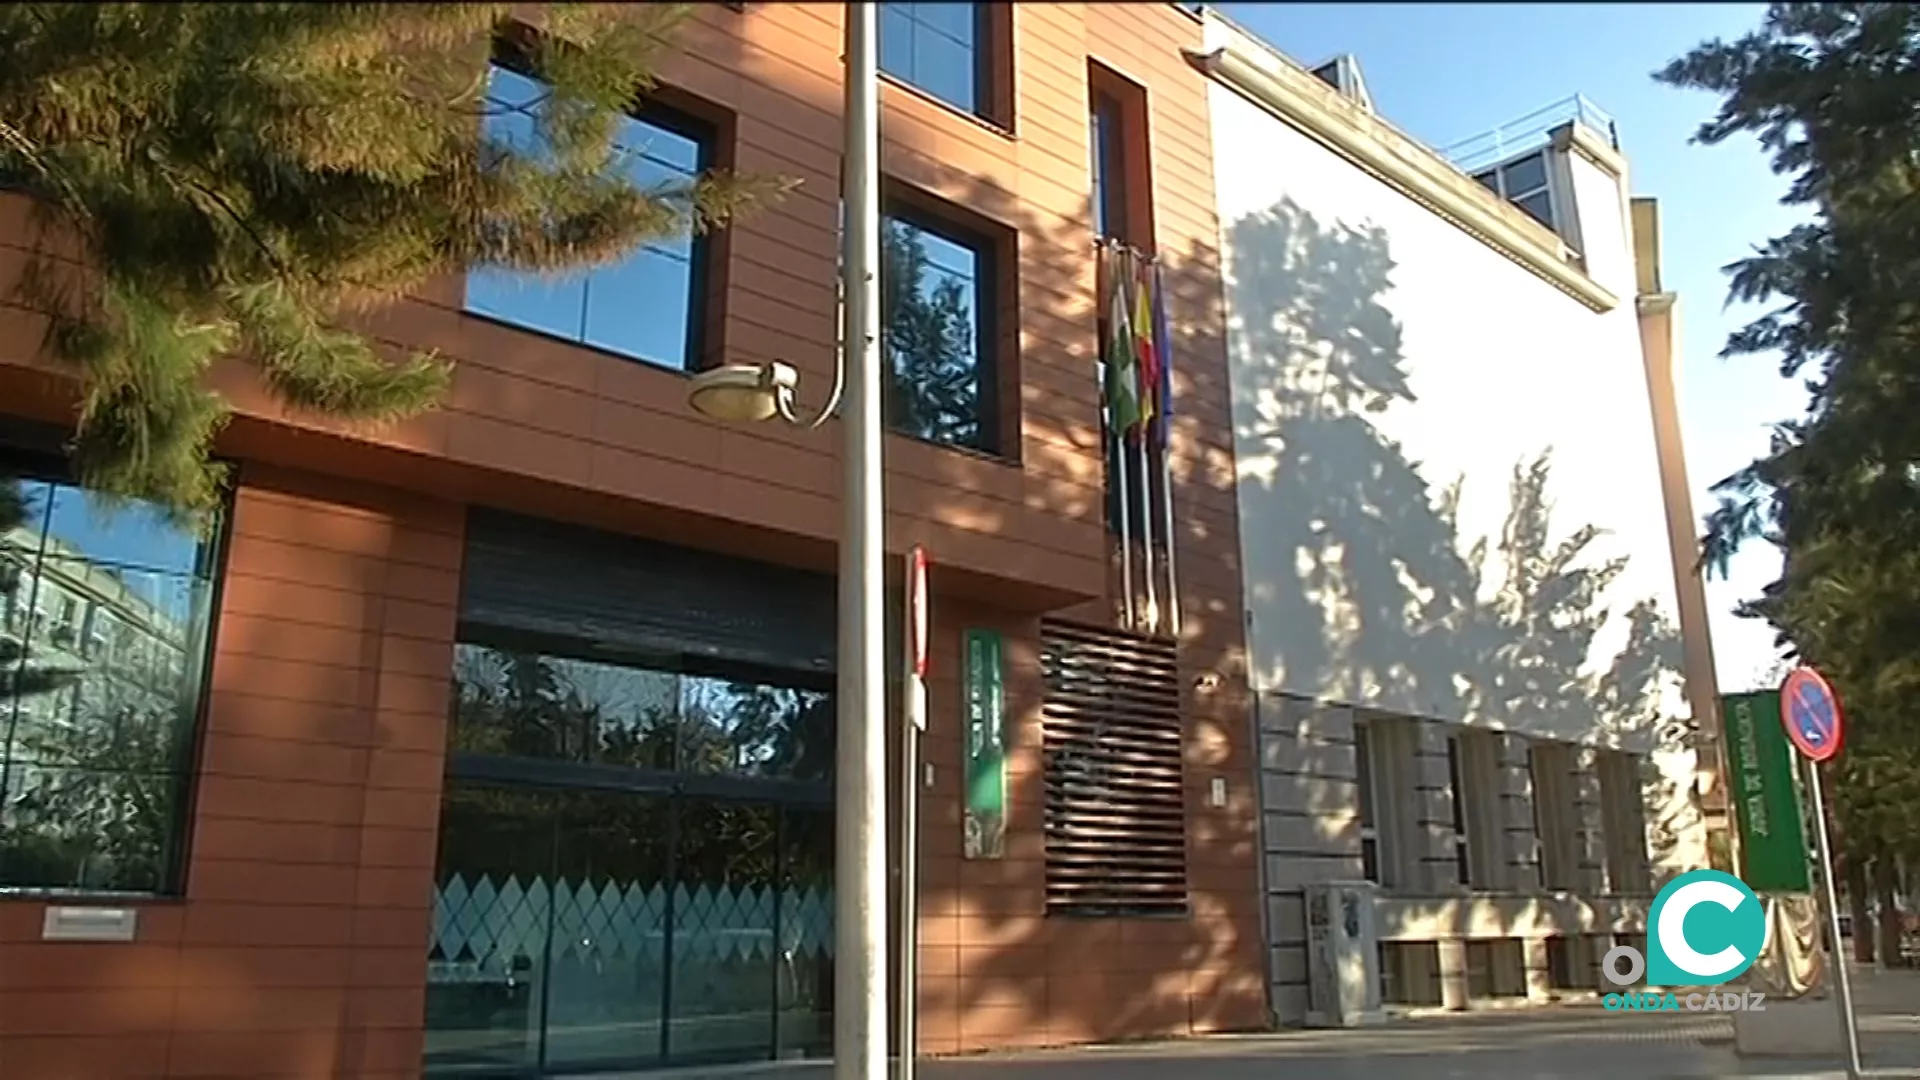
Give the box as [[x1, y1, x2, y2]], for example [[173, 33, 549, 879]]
[[1090, 94, 1128, 241], [1502, 152, 1548, 196], [450, 642, 834, 783], [880, 210, 996, 454], [1446, 736, 1472, 886], [879, 2, 984, 116], [464, 64, 709, 371], [0, 463, 220, 894], [1478, 151, 1555, 231], [1353, 721, 1380, 885]]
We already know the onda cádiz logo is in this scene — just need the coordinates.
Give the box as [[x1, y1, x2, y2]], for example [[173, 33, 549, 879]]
[[1601, 869, 1770, 1014]]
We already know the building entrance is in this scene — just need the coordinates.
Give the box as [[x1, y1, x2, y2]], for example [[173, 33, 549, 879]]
[[426, 513, 840, 1076], [426, 776, 834, 1074]]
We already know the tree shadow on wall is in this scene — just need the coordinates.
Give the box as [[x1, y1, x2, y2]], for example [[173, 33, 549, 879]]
[[1225, 196, 1684, 746], [1224, 198, 1696, 916]]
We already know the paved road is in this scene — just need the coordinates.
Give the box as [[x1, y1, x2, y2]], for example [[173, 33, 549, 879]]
[[650, 970, 1920, 1080]]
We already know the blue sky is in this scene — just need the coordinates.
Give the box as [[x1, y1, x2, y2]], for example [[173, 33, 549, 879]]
[[1219, 1, 1807, 692]]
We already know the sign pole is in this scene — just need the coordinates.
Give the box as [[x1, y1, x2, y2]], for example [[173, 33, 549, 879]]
[[1803, 757, 1862, 1080], [1778, 665, 1860, 1080], [897, 547, 928, 1080]]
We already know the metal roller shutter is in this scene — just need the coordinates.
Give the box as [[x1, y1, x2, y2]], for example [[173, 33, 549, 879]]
[[459, 509, 836, 674]]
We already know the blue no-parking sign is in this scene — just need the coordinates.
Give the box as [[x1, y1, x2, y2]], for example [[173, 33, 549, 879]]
[[1779, 666, 1844, 763]]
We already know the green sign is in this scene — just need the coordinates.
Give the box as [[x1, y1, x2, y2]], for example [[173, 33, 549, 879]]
[[963, 628, 1006, 860], [1722, 691, 1812, 893]]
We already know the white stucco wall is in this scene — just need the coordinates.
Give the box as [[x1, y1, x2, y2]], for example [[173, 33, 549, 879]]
[[1207, 78, 1687, 754]]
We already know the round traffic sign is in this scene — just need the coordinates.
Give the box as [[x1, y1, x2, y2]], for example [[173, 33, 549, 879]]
[[908, 545, 929, 679], [1779, 666, 1844, 763]]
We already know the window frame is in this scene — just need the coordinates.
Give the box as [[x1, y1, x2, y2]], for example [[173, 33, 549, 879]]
[[1597, 748, 1653, 895], [0, 439, 233, 899], [877, 2, 1002, 126], [1472, 149, 1557, 232], [1089, 91, 1131, 244], [1529, 739, 1584, 893], [878, 191, 1008, 459], [465, 42, 722, 374], [1445, 735, 1473, 887], [1353, 719, 1383, 885]]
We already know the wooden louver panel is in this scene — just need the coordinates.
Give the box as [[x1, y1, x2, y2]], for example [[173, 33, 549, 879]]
[[1040, 620, 1188, 917]]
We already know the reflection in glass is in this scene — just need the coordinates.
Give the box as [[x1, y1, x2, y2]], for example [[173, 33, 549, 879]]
[[545, 791, 671, 1071], [880, 215, 990, 453], [426, 784, 556, 1074], [463, 65, 706, 370], [450, 644, 832, 782], [450, 644, 680, 770], [434, 631, 839, 1073], [878, 2, 982, 115], [679, 678, 832, 782], [0, 466, 216, 893], [669, 800, 778, 1062], [777, 806, 834, 1058]]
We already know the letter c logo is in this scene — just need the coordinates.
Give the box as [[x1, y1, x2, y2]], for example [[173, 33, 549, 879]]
[[1646, 869, 1765, 987], [1657, 878, 1749, 978]]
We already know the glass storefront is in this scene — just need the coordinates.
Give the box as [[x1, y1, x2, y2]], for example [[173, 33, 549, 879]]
[[426, 638, 836, 1075]]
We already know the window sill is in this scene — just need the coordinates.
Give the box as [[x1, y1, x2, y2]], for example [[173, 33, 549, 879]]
[[459, 308, 703, 380], [0, 888, 184, 904], [878, 70, 1015, 143]]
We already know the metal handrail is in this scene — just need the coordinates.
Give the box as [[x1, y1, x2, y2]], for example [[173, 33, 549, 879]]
[[1441, 94, 1620, 175]]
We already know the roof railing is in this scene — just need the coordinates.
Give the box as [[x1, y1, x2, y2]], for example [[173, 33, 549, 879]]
[[1440, 94, 1619, 175]]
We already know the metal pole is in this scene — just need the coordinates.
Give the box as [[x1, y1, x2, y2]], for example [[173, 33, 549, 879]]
[[837, 3, 887, 1078], [1114, 433, 1136, 629], [1805, 758, 1863, 1080], [897, 669, 923, 1080], [1135, 424, 1158, 633]]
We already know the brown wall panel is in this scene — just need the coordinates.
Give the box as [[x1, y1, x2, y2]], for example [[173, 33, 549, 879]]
[[0, 3, 1264, 1073]]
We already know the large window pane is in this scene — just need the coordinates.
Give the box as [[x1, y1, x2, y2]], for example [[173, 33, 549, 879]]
[[449, 642, 832, 782], [463, 64, 706, 371], [880, 214, 992, 453], [878, 2, 983, 115], [545, 791, 672, 1071], [0, 467, 216, 894], [450, 644, 679, 770], [425, 784, 557, 1075], [667, 800, 779, 1063], [679, 677, 833, 783], [776, 805, 833, 1058]]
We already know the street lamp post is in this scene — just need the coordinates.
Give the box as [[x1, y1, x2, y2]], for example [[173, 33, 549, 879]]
[[686, 5, 887, 1080], [835, 3, 888, 1078]]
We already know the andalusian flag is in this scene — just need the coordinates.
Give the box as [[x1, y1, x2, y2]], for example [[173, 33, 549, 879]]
[[1104, 254, 1141, 436]]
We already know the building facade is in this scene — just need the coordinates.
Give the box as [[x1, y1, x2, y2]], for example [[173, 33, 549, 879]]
[[1195, 11, 1716, 1018], [0, 4, 1729, 1077], [0, 4, 1269, 1078]]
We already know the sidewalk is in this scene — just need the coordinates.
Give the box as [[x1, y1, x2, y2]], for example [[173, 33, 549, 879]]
[[648, 968, 1920, 1080]]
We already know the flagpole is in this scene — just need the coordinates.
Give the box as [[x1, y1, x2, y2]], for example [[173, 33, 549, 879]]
[[1130, 250, 1159, 636], [1101, 241, 1137, 629], [1152, 261, 1182, 637]]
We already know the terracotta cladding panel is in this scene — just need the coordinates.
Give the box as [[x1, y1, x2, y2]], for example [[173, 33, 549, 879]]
[[0, 3, 1261, 1066]]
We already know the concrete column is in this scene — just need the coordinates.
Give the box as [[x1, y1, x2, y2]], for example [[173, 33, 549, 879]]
[[1523, 938, 1554, 1003], [1438, 938, 1471, 1011]]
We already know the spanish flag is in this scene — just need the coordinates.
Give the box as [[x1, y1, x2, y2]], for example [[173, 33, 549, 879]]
[[1133, 266, 1159, 432]]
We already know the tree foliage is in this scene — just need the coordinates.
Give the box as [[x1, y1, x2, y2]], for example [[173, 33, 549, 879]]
[[0, 3, 783, 527], [881, 220, 986, 451], [1659, 3, 1920, 882]]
